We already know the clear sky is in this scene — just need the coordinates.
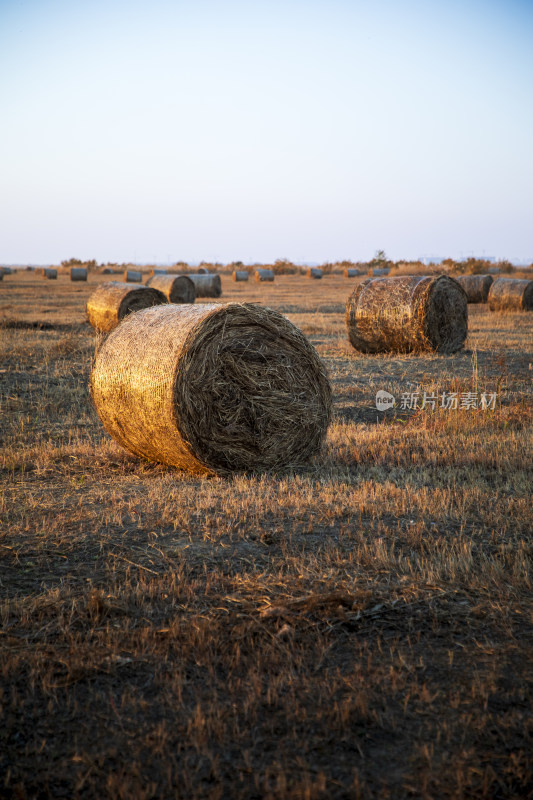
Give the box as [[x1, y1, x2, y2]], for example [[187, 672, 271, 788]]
[[1, 0, 532, 264]]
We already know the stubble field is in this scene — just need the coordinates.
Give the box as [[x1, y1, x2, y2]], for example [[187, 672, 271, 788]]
[[1, 270, 532, 799]]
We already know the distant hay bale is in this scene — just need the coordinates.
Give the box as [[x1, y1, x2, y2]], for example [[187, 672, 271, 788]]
[[344, 268, 360, 277], [455, 274, 493, 303], [346, 275, 467, 354], [232, 270, 249, 282], [197, 267, 209, 274], [90, 303, 332, 474], [86, 281, 168, 333], [255, 269, 275, 282], [0, 271, 3, 281], [488, 278, 533, 311], [146, 274, 196, 304], [307, 268, 323, 279], [70, 267, 88, 282], [149, 269, 167, 278], [187, 273, 222, 297], [124, 270, 143, 283], [100, 267, 114, 275], [370, 267, 390, 277], [41, 268, 58, 280], [1, 267, 13, 275]]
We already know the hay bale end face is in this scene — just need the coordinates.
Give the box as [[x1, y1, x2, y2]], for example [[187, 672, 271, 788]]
[[86, 281, 168, 332], [124, 270, 143, 283], [455, 274, 493, 303], [346, 275, 467, 354], [255, 269, 275, 282], [90, 303, 332, 474], [232, 270, 249, 282], [307, 268, 323, 279], [70, 267, 88, 282], [146, 274, 196, 304], [488, 278, 533, 311], [187, 273, 222, 298]]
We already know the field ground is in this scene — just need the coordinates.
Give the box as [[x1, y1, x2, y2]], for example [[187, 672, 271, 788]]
[[1, 271, 532, 799]]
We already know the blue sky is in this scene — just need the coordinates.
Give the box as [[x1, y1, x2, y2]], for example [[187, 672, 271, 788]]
[[1, 0, 532, 264]]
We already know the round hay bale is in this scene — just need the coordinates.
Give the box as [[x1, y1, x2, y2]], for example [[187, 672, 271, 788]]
[[124, 270, 143, 283], [100, 267, 115, 275], [70, 267, 88, 282], [455, 274, 493, 303], [488, 278, 533, 311], [344, 268, 360, 277], [197, 267, 209, 274], [187, 274, 222, 298], [90, 303, 332, 474], [42, 268, 58, 280], [232, 270, 249, 282], [346, 275, 467, 354], [146, 274, 196, 304], [0, 271, 3, 281], [86, 281, 168, 333], [307, 268, 323, 279], [370, 267, 390, 277], [149, 269, 167, 278], [255, 269, 275, 282], [1, 267, 13, 275]]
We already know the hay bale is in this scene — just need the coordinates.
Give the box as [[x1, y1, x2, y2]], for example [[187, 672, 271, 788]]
[[488, 278, 533, 311], [1, 267, 13, 275], [255, 269, 275, 282], [146, 274, 196, 304], [197, 267, 209, 274], [307, 268, 323, 279], [86, 281, 168, 333], [344, 268, 360, 277], [42, 268, 58, 279], [70, 267, 88, 282], [370, 267, 389, 277], [232, 270, 249, 282], [455, 274, 493, 303], [187, 274, 222, 298], [124, 270, 143, 283], [0, 271, 3, 281], [149, 269, 167, 278], [100, 267, 114, 275], [90, 303, 332, 474], [346, 275, 467, 354]]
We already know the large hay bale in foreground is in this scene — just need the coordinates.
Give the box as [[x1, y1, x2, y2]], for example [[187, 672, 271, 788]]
[[346, 275, 467, 354], [146, 274, 196, 304], [232, 270, 249, 282], [70, 267, 88, 282], [488, 278, 533, 311], [255, 269, 275, 282], [307, 268, 323, 279], [86, 281, 168, 332], [124, 270, 143, 283], [187, 273, 222, 297], [454, 274, 493, 303], [90, 303, 332, 474]]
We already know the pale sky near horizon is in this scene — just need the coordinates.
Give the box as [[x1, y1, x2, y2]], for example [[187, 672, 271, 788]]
[[1, 0, 532, 265]]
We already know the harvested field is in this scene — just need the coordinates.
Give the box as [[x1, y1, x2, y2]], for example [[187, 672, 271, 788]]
[[0, 269, 532, 800]]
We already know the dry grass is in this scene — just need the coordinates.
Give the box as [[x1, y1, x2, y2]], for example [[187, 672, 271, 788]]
[[0, 270, 532, 799]]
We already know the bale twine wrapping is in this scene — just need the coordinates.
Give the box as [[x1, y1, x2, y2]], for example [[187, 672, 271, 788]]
[[146, 274, 196, 304], [90, 303, 332, 474], [232, 270, 249, 282], [455, 274, 493, 303], [70, 267, 88, 282], [344, 268, 360, 277], [124, 270, 143, 283], [187, 274, 222, 298], [346, 275, 467, 354], [255, 269, 275, 282], [86, 281, 168, 333], [488, 278, 533, 311], [307, 268, 323, 279]]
